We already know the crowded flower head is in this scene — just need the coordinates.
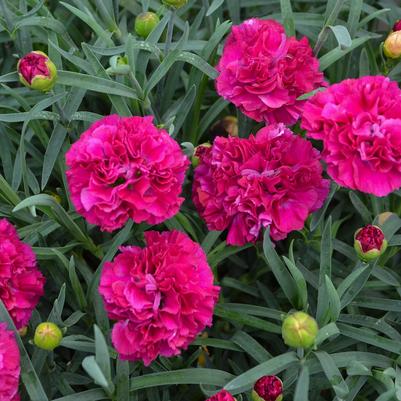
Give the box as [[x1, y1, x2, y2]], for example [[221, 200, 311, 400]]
[[66, 115, 189, 232], [0, 219, 45, 329], [192, 124, 329, 246], [99, 230, 220, 365], [216, 18, 325, 125], [302, 75, 401, 196]]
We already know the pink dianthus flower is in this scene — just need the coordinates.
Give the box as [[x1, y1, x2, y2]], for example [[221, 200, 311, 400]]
[[192, 124, 329, 245], [302, 76, 401, 196], [66, 115, 189, 232], [0, 219, 45, 329], [99, 230, 220, 365], [216, 18, 325, 125], [0, 323, 20, 401]]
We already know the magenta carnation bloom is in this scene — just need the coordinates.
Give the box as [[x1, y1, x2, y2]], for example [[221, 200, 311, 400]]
[[66, 115, 189, 232], [192, 124, 329, 245], [0, 219, 45, 329], [302, 76, 401, 196], [99, 230, 220, 365], [0, 323, 20, 401], [206, 390, 236, 401], [216, 18, 325, 125]]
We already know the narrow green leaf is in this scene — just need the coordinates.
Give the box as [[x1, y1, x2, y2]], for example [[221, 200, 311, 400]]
[[130, 369, 234, 391], [294, 365, 309, 401], [263, 229, 298, 307], [60, 2, 114, 45], [52, 389, 107, 401], [57, 71, 138, 99], [349, 192, 372, 224], [282, 256, 308, 310], [214, 304, 281, 333], [232, 331, 272, 362], [315, 351, 349, 398], [319, 36, 372, 70], [340, 262, 375, 309], [338, 323, 401, 354], [329, 25, 352, 49], [224, 352, 298, 394], [82, 356, 110, 389], [280, 0, 295, 36], [94, 325, 113, 392], [317, 217, 333, 324]]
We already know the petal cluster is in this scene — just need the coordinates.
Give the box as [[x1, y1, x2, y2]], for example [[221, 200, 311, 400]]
[[302, 75, 401, 196], [66, 115, 189, 231], [216, 18, 325, 125], [192, 124, 329, 245], [0, 323, 20, 401], [0, 219, 45, 329], [99, 230, 220, 365]]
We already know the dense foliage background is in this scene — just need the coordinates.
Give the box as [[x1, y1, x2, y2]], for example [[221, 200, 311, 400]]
[[2, 0, 401, 400]]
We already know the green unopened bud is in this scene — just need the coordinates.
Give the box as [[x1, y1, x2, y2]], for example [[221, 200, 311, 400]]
[[34, 322, 63, 351], [135, 12, 160, 38], [282, 311, 318, 349], [162, 0, 188, 9], [354, 224, 388, 262], [18, 51, 57, 92], [192, 143, 211, 167], [384, 31, 401, 59]]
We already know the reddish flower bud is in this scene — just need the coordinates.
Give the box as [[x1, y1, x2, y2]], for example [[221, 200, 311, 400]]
[[252, 376, 283, 401], [354, 224, 387, 262], [393, 20, 401, 32], [17, 51, 57, 92], [135, 12, 160, 38], [192, 142, 211, 167], [384, 31, 401, 59], [206, 390, 236, 401]]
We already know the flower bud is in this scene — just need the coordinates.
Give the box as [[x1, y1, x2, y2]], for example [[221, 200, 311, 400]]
[[393, 20, 401, 32], [162, 0, 188, 9], [252, 376, 283, 401], [135, 12, 160, 38], [384, 31, 401, 59], [192, 143, 211, 167], [210, 116, 239, 138], [34, 322, 63, 351], [206, 390, 236, 401], [17, 51, 57, 92], [377, 212, 396, 227], [18, 326, 28, 337], [354, 224, 387, 262], [282, 311, 318, 349]]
